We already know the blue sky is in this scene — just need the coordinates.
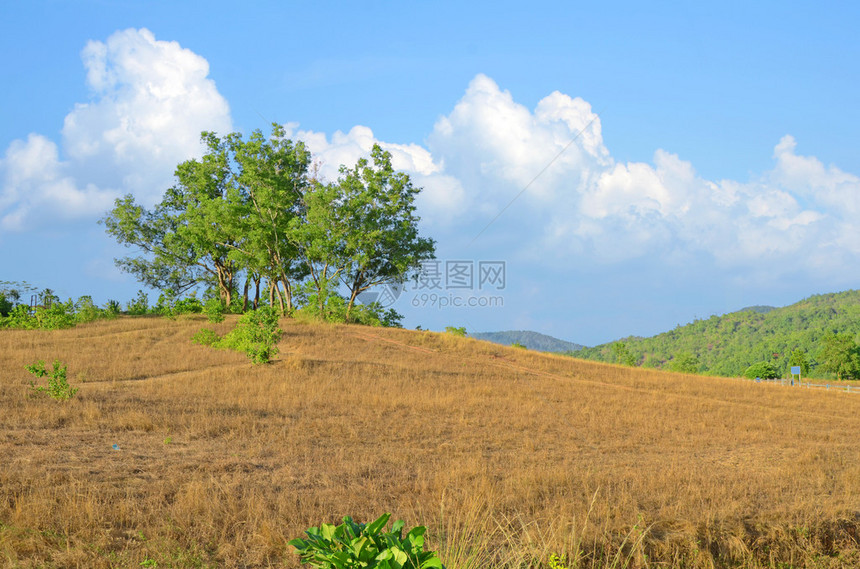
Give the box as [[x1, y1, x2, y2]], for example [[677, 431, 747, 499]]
[[2, 1, 860, 345]]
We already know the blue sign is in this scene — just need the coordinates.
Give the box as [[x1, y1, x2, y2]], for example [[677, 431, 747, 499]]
[[790, 366, 801, 375]]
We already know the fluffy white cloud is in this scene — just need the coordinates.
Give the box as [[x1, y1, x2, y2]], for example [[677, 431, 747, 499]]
[[428, 74, 609, 206], [281, 73, 860, 280], [281, 123, 463, 226], [0, 28, 231, 232], [0, 134, 117, 231], [417, 75, 860, 279]]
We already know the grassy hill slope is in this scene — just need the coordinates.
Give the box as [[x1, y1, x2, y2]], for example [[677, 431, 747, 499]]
[[1, 316, 859, 568], [576, 289, 860, 377]]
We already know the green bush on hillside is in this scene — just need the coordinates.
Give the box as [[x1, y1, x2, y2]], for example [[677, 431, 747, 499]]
[[744, 361, 780, 379], [200, 306, 282, 364], [26, 359, 78, 401], [203, 298, 226, 323], [127, 290, 150, 315], [669, 352, 699, 374]]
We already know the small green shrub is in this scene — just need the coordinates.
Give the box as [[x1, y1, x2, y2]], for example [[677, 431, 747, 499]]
[[217, 306, 282, 364], [290, 513, 444, 569], [104, 299, 122, 315], [75, 295, 102, 324], [127, 290, 150, 315], [26, 359, 78, 401], [203, 298, 226, 323], [154, 292, 203, 318], [548, 553, 567, 569], [744, 361, 780, 379], [511, 342, 527, 349], [351, 303, 404, 328], [192, 328, 220, 346], [3, 305, 36, 329], [34, 300, 77, 329], [444, 326, 466, 337], [173, 296, 203, 315]]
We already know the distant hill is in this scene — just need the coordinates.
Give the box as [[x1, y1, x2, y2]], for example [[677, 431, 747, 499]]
[[575, 290, 860, 377], [469, 330, 584, 352], [738, 305, 777, 314]]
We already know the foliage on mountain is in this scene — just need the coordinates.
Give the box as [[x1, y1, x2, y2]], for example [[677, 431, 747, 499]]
[[817, 332, 860, 380], [469, 330, 584, 352], [574, 290, 860, 379]]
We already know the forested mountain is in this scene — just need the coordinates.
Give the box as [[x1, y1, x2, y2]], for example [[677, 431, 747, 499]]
[[574, 290, 860, 378], [469, 330, 584, 352]]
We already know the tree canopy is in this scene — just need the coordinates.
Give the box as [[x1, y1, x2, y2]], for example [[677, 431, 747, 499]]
[[102, 125, 435, 323]]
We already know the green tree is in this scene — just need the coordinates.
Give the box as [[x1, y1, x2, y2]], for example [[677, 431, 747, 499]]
[[221, 125, 311, 313], [788, 348, 810, 376], [290, 179, 346, 316], [333, 145, 435, 320], [669, 352, 699, 374], [0, 280, 33, 317], [611, 342, 637, 366], [744, 361, 780, 379], [293, 145, 435, 322], [102, 136, 241, 305], [0, 293, 12, 317], [818, 333, 860, 380]]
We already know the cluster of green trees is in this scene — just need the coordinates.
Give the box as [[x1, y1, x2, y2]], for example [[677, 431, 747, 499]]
[[101, 125, 435, 325], [0, 280, 216, 328], [574, 291, 860, 380], [0, 288, 120, 330]]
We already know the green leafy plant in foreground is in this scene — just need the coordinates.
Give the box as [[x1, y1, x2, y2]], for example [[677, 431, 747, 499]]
[[290, 513, 444, 569], [444, 326, 466, 337], [548, 553, 568, 569], [26, 359, 78, 401]]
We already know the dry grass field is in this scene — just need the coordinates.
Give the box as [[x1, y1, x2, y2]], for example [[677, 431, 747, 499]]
[[1, 316, 859, 568]]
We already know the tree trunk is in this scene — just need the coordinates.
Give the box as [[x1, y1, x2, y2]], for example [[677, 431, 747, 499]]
[[272, 280, 286, 315], [345, 291, 358, 322], [216, 265, 233, 308], [241, 275, 250, 312], [282, 278, 293, 312]]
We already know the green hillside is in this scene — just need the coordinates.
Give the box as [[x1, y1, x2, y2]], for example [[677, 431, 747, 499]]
[[574, 290, 860, 378], [469, 330, 584, 352]]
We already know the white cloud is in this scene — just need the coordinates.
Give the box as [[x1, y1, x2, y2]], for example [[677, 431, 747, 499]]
[[281, 123, 461, 225], [280, 74, 860, 281], [428, 74, 609, 206], [414, 75, 860, 279], [0, 28, 231, 232], [769, 134, 860, 213], [0, 134, 116, 231]]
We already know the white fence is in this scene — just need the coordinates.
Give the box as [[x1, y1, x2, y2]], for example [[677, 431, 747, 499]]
[[753, 377, 858, 394]]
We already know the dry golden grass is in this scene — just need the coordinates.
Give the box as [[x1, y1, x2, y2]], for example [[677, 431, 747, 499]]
[[1, 316, 859, 568]]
